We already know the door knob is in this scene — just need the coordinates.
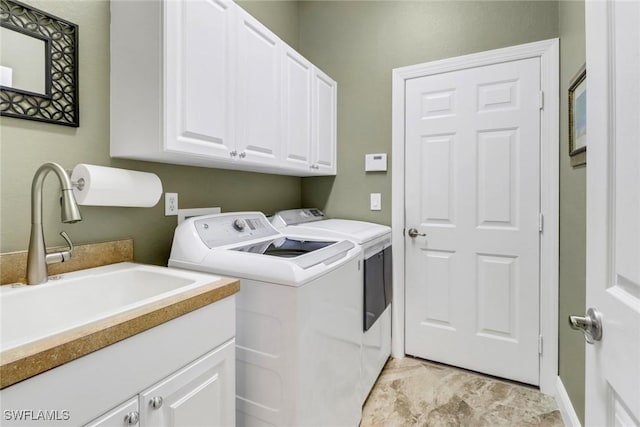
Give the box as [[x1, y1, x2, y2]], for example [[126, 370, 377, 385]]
[[569, 307, 603, 344], [407, 228, 426, 238]]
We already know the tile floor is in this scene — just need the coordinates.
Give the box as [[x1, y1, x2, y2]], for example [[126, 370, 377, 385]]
[[361, 357, 563, 426]]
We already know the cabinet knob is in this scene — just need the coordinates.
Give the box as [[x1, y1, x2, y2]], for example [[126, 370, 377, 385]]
[[124, 411, 139, 425], [150, 396, 164, 409], [230, 150, 237, 157], [239, 151, 247, 159]]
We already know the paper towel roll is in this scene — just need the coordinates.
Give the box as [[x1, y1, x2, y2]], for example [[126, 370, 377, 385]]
[[70, 164, 163, 207]]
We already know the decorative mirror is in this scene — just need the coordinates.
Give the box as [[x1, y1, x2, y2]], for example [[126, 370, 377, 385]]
[[0, 0, 79, 127]]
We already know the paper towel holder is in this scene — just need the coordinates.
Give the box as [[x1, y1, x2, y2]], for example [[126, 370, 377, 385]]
[[69, 163, 163, 208], [66, 169, 86, 191]]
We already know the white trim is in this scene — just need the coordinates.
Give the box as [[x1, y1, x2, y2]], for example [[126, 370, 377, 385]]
[[391, 38, 560, 395], [555, 376, 582, 427]]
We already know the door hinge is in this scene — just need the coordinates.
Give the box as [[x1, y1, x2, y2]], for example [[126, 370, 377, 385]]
[[538, 335, 543, 355], [539, 91, 544, 110], [538, 213, 544, 232]]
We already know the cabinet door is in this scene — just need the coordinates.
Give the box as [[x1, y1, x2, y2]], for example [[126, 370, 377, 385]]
[[139, 340, 235, 427], [164, 0, 235, 159], [235, 7, 281, 165], [281, 45, 313, 171], [311, 67, 337, 175], [84, 398, 139, 427]]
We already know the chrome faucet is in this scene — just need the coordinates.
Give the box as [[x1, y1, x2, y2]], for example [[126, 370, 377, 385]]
[[27, 163, 82, 285]]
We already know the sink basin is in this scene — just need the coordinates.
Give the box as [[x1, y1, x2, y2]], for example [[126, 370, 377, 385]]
[[0, 262, 221, 352]]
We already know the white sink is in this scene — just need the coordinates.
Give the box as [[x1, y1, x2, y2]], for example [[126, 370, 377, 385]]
[[0, 262, 221, 352]]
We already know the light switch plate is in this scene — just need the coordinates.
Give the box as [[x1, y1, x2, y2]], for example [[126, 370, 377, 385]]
[[370, 193, 381, 211]]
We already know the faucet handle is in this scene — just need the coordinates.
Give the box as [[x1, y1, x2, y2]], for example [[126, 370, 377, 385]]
[[59, 231, 74, 253], [45, 231, 75, 265]]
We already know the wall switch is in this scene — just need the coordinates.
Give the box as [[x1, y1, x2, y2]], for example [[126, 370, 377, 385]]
[[165, 193, 178, 216], [370, 193, 382, 211]]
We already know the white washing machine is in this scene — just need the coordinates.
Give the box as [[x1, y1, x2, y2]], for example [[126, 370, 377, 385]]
[[271, 208, 392, 404], [168, 212, 363, 427]]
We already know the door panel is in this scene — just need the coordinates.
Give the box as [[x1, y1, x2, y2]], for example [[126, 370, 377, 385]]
[[405, 57, 541, 385], [84, 398, 138, 427], [140, 341, 235, 427], [236, 8, 280, 164], [165, 0, 234, 157], [282, 46, 312, 169], [312, 68, 337, 173], [585, 0, 640, 424]]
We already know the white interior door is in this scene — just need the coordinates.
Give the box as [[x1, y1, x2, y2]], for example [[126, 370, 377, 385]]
[[404, 57, 542, 385], [584, 1, 640, 425]]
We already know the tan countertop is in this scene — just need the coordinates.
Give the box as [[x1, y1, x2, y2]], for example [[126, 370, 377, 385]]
[[0, 275, 239, 389]]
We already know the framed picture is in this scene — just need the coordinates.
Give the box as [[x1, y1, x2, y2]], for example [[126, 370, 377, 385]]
[[568, 65, 587, 165]]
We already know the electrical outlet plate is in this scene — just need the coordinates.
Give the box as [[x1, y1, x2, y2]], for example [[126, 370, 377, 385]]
[[165, 193, 178, 216]]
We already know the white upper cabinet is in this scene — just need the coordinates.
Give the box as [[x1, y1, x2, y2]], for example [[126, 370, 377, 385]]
[[164, 0, 235, 159], [312, 67, 338, 174], [235, 7, 281, 166], [281, 45, 313, 170], [110, 0, 336, 176]]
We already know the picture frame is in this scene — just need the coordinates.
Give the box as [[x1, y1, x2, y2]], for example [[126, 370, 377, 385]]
[[0, 0, 79, 127], [568, 64, 586, 165]]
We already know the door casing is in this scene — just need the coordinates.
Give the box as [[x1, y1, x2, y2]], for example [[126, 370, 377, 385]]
[[391, 38, 559, 394]]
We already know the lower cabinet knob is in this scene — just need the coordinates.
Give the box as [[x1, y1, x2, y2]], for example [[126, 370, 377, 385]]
[[150, 396, 164, 409], [124, 411, 139, 425]]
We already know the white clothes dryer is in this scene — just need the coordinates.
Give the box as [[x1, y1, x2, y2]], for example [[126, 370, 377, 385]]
[[270, 208, 392, 404], [169, 212, 363, 427]]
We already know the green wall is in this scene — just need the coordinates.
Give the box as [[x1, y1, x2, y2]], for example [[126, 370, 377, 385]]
[[0, 0, 302, 266], [298, 1, 559, 225], [558, 0, 586, 423], [236, 0, 299, 50]]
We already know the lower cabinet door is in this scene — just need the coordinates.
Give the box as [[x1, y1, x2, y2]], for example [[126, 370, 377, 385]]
[[84, 397, 139, 427], [139, 339, 235, 427]]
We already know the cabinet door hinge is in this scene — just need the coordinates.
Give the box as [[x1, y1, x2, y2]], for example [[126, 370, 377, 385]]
[[538, 213, 544, 232], [539, 91, 544, 110], [538, 335, 544, 355]]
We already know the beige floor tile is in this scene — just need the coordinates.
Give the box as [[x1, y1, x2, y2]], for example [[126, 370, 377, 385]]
[[362, 357, 563, 427]]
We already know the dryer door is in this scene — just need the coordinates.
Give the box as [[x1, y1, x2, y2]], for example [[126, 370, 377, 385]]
[[364, 250, 386, 331]]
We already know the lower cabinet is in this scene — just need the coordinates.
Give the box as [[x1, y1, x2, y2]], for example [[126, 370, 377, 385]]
[[85, 340, 235, 427], [84, 398, 139, 427]]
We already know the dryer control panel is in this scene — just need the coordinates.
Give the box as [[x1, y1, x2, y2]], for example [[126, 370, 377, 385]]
[[271, 208, 325, 227], [193, 212, 279, 248]]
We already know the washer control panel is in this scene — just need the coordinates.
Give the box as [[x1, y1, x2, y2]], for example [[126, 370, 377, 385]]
[[194, 213, 279, 248]]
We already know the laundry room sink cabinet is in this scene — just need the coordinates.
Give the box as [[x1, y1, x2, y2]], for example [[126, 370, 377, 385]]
[[0, 295, 236, 427], [86, 341, 234, 427], [111, 0, 336, 177]]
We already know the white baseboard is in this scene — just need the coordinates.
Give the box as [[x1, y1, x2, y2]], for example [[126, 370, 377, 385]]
[[555, 376, 582, 427]]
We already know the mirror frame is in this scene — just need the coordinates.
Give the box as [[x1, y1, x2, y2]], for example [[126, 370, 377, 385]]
[[0, 0, 79, 127]]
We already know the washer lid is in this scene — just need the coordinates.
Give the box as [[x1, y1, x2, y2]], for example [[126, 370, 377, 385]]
[[292, 219, 391, 245]]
